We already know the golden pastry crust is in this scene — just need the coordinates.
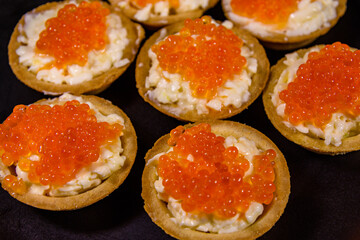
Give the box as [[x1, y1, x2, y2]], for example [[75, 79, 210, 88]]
[[0, 95, 137, 210], [222, 0, 347, 50], [136, 20, 269, 122], [8, 0, 145, 95], [109, 0, 219, 29], [263, 45, 360, 155], [142, 120, 290, 240]]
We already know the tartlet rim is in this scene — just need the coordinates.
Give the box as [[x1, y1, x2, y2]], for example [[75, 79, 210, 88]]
[[142, 120, 290, 240], [135, 18, 270, 122], [8, 0, 145, 95], [1, 94, 138, 211], [262, 43, 360, 155]]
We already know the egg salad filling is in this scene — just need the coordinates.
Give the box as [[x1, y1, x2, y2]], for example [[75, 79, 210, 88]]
[[150, 135, 267, 233], [0, 94, 126, 197], [271, 46, 360, 146], [117, 0, 209, 21], [145, 21, 258, 116], [224, 0, 338, 38], [16, 1, 130, 85]]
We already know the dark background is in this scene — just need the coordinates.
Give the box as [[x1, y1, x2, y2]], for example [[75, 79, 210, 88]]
[[1, 1, 360, 240]]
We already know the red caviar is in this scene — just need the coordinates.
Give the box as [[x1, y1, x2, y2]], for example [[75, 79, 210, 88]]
[[230, 0, 301, 28], [130, 0, 179, 8], [152, 16, 247, 100], [36, 1, 110, 69], [2, 175, 27, 195], [0, 100, 122, 194], [158, 123, 276, 219], [279, 42, 360, 128]]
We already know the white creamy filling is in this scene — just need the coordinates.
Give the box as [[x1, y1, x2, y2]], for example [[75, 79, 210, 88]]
[[145, 22, 257, 116], [16, 2, 129, 85], [125, 0, 209, 21], [152, 136, 264, 233], [0, 162, 11, 181], [10, 94, 126, 197], [271, 47, 359, 146], [224, 0, 338, 38]]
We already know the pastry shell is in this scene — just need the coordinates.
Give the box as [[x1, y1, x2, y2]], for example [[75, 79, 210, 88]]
[[135, 20, 270, 122], [109, 0, 219, 29], [222, 0, 347, 50], [263, 45, 360, 155], [0, 95, 137, 210], [142, 120, 290, 240], [8, 0, 145, 95]]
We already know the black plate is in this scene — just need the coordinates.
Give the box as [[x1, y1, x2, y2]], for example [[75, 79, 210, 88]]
[[1, 1, 360, 240]]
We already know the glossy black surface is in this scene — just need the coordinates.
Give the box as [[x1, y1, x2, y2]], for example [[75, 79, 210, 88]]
[[1, 1, 360, 240]]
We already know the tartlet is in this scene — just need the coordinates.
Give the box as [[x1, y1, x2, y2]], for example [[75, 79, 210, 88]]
[[109, 0, 219, 28], [136, 17, 269, 122], [0, 94, 137, 210], [8, 0, 144, 95], [142, 120, 290, 240], [263, 42, 360, 155], [222, 0, 347, 50]]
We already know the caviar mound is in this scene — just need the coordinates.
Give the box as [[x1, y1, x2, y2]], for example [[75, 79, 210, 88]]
[[151, 16, 247, 100], [142, 121, 290, 240], [263, 43, 360, 155], [36, 1, 110, 70], [8, 0, 144, 95], [0, 95, 137, 210], [109, 0, 219, 29], [230, 0, 301, 28], [222, 0, 347, 50], [136, 18, 269, 122]]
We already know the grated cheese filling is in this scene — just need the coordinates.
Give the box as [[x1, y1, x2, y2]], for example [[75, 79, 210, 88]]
[[118, 0, 209, 21], [145, 21, 258, 116], [271, 46, 360, 146], [151, 135, 265, 233], [5, 94, 126, 197], [223, 0, 338, 38], [16, 1, 130, 85]]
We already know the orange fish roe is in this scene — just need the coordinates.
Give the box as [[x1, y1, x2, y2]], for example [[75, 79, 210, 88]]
[[36, 1, 110, 69], [0, 100, 122, 193], [130, 0, 179, 8], [2, 175, 27, 195], [158, 123, 276, 219], [279, 42, 360, 128], [151, 16, 247, 99], [230, 0, 301, 28]]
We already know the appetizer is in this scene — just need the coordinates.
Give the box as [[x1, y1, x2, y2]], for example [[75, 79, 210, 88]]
[[263, 42, 360, 154], [0, 94, 137, 210], [109, 0, 219, 28], [142, 121, 290, 239], [222, 0, 347, 50], [136, 16, 269, 122], [8, 0, 144, 95]]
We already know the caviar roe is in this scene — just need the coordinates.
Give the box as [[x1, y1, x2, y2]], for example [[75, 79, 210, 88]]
[[36, 1, 110, 70], [157, 123, 276, 219], [279, 42, 360, 128], [151, 16, 247, 100], [0, 100, 122, 194], [230, 0, 301, 28], [2, 175, 27, 195], [130, 0, 179, 8]]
